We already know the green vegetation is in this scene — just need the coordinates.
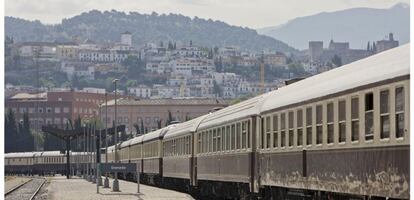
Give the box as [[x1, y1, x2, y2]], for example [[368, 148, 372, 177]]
[[5, 10, 298, 53]]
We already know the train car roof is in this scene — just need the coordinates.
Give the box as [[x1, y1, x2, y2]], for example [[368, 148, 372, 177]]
[[5, 152, 36, 158], [129, 135, 144, 146], [120, 140, 133, 148], [39, 151, 63, 156], [107, 145, 116, 151], [164, 115, 210, 140], [261, 44, 410, 113], [142, 125, 174, 143], [198, 92, 271, 130]]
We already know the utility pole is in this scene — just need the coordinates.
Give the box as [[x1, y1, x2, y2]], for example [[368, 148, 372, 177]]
[[112, 79, 120, 192], [104, 92, 110, 188], [98, 105, 103, 186]]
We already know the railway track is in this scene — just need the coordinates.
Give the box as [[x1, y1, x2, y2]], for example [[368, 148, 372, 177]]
[[5, 178, 46, 200]]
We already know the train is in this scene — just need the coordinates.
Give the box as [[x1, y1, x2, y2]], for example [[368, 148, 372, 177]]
[[5, 44, 410, 199]]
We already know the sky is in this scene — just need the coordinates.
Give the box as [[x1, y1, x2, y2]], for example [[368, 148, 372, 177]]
[[4, 0, 410, 29]]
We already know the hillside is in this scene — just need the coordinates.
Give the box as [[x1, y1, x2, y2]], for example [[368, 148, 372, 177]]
[[257, 3, 410, 50], [5, 10, 297, 54]]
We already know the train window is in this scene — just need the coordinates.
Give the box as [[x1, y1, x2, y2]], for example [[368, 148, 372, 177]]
[[351, 97, 359, 141], [172, 138, 176, 155], [242, 122, 247, 149], [273, 115, 278, 148], [198, 133, 201, 153], [217, 128, 222, 151], [213, 129, 217, 152], [220, 127, 224, 151], [306, 107, 312, 146], [226, 126, 230, 150], [261, 118, 265, 149], [231, 124, 236, 150], [281, 113, 286, 147], [327, 103, 334, 144], [204, 131, 207, 153], [266, 116, 271, 148], [339, 100, 346, 143], [316, 105, 323, 145], [247, 121, 251, 148], [236, 123, 241, 149], [297, 109, 303, 146], [365, 93, 374, 141], [288, 111, 294, 147], [209, 130, 213, 152], [395, 87, 405, 138], [380, 90, 390, 139]]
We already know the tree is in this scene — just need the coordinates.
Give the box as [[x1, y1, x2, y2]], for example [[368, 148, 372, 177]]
[[133, 123, 141, 136], [331, 55, 342, 67], [19, 112, 34, 152], [160, 41, 164, 47], [214, 57, 223, 73], [372, 42, 377, 53], [208, 48, 214, 59], [5, 109, 18, 153], [165, 110, 174, 126], [168, 41, 174, 50], [367, 41, 371, 51], [156, 120, 162, 129], [213, 80, 222, 97], [140, 120, 145, 134]]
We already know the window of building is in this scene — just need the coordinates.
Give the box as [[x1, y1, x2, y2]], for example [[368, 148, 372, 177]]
[[288, 111, 294, 147], [365, 93, 374, 141], [265, 116, 271, 148], [395, 87, 405, 138], [380, 90, 390, 139], [316, 105, 323, 145], [273, 115, 278, 148], [63, 107, 70, 113], [327, 103, 334, 144], [351, 97, 359, 141], [55, 107, 61, 113], [339, 100, 346, 143], [297, 109, 303, 146], [19, 107, 26, 113], [306, 107, 312, 145], [47, 107, 52, 113], [280, 113, 286, 147]]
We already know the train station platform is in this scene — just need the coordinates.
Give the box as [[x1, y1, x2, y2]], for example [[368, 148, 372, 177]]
[[46, 176, 194, 200]]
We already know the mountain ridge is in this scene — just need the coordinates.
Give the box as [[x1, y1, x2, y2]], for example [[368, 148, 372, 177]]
[[5, 10, 298, 54], [257, 3, 410, 50]]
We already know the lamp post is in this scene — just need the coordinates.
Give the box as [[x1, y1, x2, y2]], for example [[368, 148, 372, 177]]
[[97, 104, 103, 186], [83, 125, 86, 179], [92, 122, 96, 184], [88, 123, 92, 182], [103, 92, 110, 188], [112, 78, 120, 192]]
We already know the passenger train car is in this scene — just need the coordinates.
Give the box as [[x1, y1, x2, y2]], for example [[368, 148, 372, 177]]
[[5, 151, 89, 175], [5, 44, 410, 199]]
